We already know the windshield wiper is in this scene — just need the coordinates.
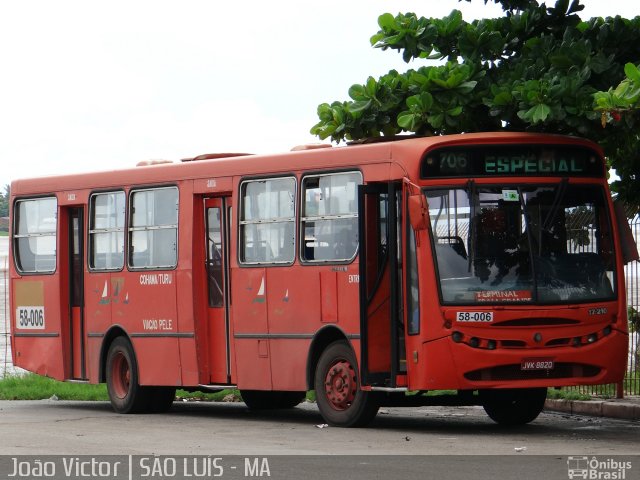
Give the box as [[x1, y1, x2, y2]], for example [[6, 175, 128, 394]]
[[542, 178, 568, 232], [467, 180, 476, 274]]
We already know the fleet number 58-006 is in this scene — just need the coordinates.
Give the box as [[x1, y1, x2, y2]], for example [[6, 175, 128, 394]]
[[16, 306, 45, 329]]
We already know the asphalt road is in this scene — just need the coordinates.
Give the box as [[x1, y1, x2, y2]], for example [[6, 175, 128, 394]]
[[1, 399, 638, 455], [0, 400, 639, 479]]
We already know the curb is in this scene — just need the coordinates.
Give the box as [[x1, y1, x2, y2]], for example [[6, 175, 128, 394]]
[[545, 399, 640, 421]]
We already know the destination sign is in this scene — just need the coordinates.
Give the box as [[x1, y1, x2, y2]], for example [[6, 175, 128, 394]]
[[421, 144, 603, 178]]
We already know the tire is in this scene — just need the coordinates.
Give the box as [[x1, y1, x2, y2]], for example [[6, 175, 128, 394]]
[[314, 340, 379, 427], [480, 388, 547, 426], [241, 390, 306, 410], [148, 387, 176, 413], [105, 337, 150, 414]]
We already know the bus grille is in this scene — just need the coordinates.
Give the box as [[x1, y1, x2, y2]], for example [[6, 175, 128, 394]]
[[464, 363, 601, 381]]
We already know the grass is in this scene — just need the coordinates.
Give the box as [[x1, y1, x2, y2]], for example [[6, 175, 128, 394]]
[[0, 374, 109, 401], [10, 373, 640, 403], [0, 374, 314, 403], [176, 389, 241, 402], [546, 388, 592, 401], [550, 371, 640, 400]]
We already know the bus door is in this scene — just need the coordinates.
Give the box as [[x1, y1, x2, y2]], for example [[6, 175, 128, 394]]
[[204, 197, 232, 384], [358, 183, 404, 387], [67, 207, 86, 380]]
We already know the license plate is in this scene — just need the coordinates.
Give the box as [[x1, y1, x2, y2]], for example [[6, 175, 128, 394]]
[[521, 358, 554, 371]]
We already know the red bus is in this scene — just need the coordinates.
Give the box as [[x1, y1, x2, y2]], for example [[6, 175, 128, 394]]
[[9, 132, 633, 427]]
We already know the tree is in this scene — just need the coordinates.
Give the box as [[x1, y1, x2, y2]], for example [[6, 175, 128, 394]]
[[0, 184, 9, 218], [594, 63, 640, 209], [311, 0, 640, 209]]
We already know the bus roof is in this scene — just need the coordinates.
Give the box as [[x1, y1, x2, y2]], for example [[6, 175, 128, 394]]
[[10, 132, 601, 195]]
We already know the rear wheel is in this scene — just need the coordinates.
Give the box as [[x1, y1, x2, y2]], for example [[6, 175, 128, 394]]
[[314, 340, 379, 427], [241, 390, 306, 410], [480, 388, 547, 426], [105, 337, 150, 414]]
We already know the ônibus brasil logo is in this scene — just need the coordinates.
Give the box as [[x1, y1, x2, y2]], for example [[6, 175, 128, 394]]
[[567, 456, 633, 480]]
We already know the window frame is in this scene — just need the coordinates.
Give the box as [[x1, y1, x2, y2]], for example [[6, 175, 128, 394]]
[[127, 185, 179, 271], [238, 175, 297, 266], [299, 170, 362, 265], [13, 196, 58, 275], [88, 190, 126, 272]]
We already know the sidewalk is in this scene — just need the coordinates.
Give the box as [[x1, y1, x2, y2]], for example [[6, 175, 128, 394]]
[[545, 396, 640, 421]]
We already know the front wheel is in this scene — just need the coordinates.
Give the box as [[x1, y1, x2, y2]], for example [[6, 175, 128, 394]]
[[105, 337, 150, 414], [480, 388, 547, 426], [314, 340, 379, 427]]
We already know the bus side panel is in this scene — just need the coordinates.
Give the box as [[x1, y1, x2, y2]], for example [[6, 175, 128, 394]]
[[267, 266, 319, 391], [269, 339, 310, 391], [336, 265, 360, 333], [84, 272, 113, 382], [133, 337, 182, 386], [175, 183, 200, 386], [176, 268, 200, 386], [232, 267, 272, 390], [266, 265, 361, 391], [12, 277, 66, 380], [122, 271, 180, 386], [420, 338, 462, 390]]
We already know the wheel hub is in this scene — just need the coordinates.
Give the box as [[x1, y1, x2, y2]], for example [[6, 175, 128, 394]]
[[324, 360, 356, 411], [112, 352, 130, 400]]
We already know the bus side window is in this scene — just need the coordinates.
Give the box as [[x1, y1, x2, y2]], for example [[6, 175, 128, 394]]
[[300, 171, 362, 263], [14, 197, 57, 274], [89, 191, 125, 271], [239, 177, 295, 265], [128, 187, 178, 269]]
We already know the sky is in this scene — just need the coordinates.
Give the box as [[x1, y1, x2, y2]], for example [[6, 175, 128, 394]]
[[0, 1, 637, 188]]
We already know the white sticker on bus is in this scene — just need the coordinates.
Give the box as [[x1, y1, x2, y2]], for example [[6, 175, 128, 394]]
[[456, 311, 494, 322], [16, 306, 45, 329]]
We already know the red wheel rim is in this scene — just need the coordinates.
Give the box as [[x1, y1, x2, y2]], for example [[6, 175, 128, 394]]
[[323, 359, 357, 411], [111, 352, 130, 399]]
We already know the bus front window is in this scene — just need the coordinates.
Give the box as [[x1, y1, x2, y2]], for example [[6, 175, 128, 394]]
[[427, 184, 616, 305]]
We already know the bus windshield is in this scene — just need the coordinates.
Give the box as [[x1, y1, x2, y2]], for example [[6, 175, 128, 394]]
[[426, 183, 616, 305]]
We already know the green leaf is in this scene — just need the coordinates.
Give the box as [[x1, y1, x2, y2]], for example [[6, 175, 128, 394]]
[[406, 92, 433, 111], [348, 84, 366, 101], [427, 113, 445, 129], [624, 63, 640, 85], [493, 92, 513, 106], [378, 13, 396, 30], [348, 100, 372, 114], [365, 77, 378, 97], [528, 103, 552, 123], [370, 33, 385, 46], [385, 33, 405, 45], [397, 112, 418, 130], [456, 81, 477, 94], [554, 0, 570, 15]]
